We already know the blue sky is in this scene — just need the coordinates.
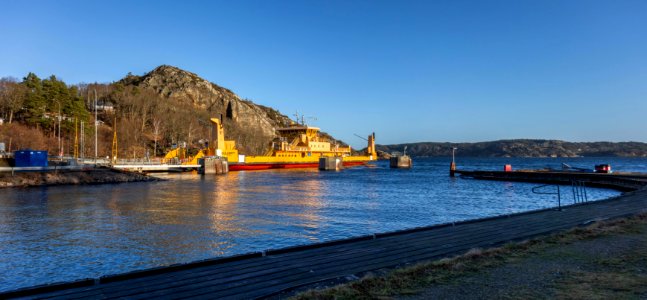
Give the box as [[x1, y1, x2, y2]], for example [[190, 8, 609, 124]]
[[2, 0, 646, 147]]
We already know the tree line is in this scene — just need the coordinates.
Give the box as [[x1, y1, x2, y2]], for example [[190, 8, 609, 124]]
[[0, 73, 212, 159]]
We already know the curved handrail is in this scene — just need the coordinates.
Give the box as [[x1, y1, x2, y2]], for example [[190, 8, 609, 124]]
[[532, 184, 561, 210]]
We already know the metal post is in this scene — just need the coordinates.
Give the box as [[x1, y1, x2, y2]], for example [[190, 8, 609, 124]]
[[80, 121, 84, 159], [557, 185, 561, 211], [531, 184, 562, 211], [449, 147, 457, 177], [94, 89, 98, 163], [58, 102, 61, 158]]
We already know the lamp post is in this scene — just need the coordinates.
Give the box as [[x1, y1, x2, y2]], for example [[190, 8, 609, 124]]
[[58, 102, 62, 159], [450, 147, 457, 177], [80, 121, 84, 159], [94, 89, 98, 164]]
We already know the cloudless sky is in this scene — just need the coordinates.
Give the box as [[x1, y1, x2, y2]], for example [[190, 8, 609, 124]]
[[2, 0, 646, 148]]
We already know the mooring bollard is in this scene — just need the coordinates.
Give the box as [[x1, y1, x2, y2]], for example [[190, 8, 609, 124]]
[[390, 155, 412, 168], [319, 157, 342, 171], [201, 157, 229, 174]]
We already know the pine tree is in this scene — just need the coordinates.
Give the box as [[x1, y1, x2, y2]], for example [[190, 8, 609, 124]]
[[21, 73, 48, 127]]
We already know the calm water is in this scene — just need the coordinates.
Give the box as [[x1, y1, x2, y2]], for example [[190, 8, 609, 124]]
[[1, 157, 645, 292]]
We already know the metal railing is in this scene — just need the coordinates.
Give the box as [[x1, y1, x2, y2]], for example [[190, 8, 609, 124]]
[[571, 180, 589, 203], [532, 179, 589, 211], [532, 184, 562, 211]]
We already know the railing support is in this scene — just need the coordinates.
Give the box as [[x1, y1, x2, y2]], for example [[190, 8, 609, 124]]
[[570, 179, 589, 203], [532, 184, 562, 211]]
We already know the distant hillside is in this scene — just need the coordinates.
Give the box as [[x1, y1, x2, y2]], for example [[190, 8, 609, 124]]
[[377, 140, 647, 158]]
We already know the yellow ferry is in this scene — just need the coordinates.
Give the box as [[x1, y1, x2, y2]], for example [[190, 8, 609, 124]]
[[200, 118, 377, 170]]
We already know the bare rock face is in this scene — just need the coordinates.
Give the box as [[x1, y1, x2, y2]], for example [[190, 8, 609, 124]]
[[122, 65, 293, 154]]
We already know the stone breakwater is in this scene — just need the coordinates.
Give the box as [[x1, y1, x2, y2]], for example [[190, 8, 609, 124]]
[[0, 168, 159, 188]]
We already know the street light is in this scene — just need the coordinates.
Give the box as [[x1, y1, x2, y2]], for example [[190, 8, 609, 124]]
[[450, 147, 458, 177], [94, 89, 97, 164], [57, 102, 62, 158], [80, 121, 84, 159]]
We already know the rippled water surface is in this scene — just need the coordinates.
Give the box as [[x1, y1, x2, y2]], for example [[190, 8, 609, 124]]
[[1, 157, 645, 291]]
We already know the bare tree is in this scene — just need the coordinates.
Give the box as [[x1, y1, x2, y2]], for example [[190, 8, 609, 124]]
[[151, 102, 168, 157], [0, 78, 27, 123]]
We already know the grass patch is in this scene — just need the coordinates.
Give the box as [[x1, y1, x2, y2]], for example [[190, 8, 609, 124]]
[[554, 270, 647, 299], [291, 213, 647, 300]]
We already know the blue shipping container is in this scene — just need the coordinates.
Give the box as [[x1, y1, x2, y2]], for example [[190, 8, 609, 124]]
[[14, 150, 48, 167]]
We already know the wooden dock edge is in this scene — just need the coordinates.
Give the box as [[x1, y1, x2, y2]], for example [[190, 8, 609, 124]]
[[455, 170, 647, 192]]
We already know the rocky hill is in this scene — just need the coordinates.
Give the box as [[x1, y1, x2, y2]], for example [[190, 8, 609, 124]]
[[377, 140, 647, 158], [0, 66, 347, 157], [119, 65, 301, 154]]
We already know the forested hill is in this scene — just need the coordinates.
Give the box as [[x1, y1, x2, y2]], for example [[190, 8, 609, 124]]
[[377, 140, 647, 158], [0, 65, 344, 157]]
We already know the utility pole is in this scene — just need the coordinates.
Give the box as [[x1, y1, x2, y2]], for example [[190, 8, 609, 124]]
[[111, 114, 118, 164], [74, 118, 79, 158], [80, 121, 85, 159], [94, 89, 98, 163], [58, 102, 62, 158]]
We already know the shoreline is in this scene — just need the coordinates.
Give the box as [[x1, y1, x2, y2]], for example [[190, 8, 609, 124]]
[[2, 178, 645, 298], [0, 168, 160, 188], [1, 169, 645, 298]]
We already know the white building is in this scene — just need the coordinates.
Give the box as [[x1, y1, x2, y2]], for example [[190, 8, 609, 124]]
[[93, 101, 115, 112]]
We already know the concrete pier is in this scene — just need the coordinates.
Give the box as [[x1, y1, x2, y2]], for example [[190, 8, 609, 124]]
[[111, 164, 201, 173], [455, 169, 647, 192], [390, 155, 412, 168], [200, 157, 228, 174], [319, 157, 343, 171]]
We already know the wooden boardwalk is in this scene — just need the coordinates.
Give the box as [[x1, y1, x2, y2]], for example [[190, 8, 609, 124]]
[[4, 172, 647, 299]]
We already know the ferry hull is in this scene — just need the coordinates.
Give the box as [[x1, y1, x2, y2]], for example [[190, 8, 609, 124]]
[[229, 160, 368, 171]]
